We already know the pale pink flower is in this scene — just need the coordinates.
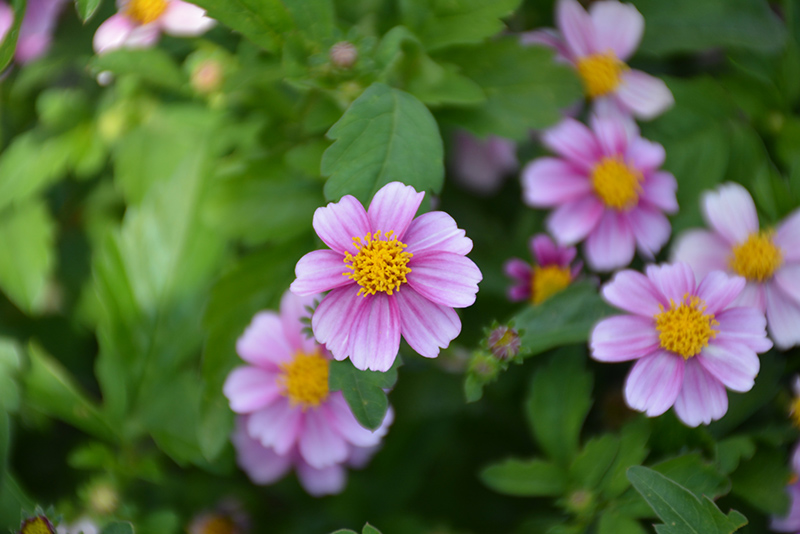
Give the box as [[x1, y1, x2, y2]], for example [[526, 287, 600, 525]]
[[771, 442, 800, 533], [504, 233, 581, 304], [15, 0, 68, 63], [449, 131, 518, 195], [223, 290, 392, 475], [522, 114, 677, 272], [590, 262, 772, 427], [290, 181, 482, 372], [0, 2, 13, 49], [672, 183, 800, 350], [523, 0, 673, 119], [56, 518, 99, 534], [93, 0, 214, 54]]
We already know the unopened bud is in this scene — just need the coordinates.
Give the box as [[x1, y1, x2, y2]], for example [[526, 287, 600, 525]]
[[191, 59, 223, 94], [330, 41, 358, 69], [88, 481, 119, 515], [487, 326, 521, 361], [468, 352, 500, 381]]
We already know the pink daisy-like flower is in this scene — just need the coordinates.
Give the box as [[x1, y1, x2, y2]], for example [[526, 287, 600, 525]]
[[223, 290, 392, 478], [14, 0, 68, 64], [522, 114, 677, 272], [523, 0, 673, 119], [590, 262, 772, 427], [672, 182, 800, 350], [449, 131, 518, 195], [504, 233, 581, 304], [771, 442, 800, 533], [93, 0, 214, 54], [290, 181, 482, 372]]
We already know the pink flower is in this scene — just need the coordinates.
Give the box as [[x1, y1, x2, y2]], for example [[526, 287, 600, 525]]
[[672, 183, 800, 350], [290, 181, 482, 372], [522, 114, 677, 272], [93, 0, 214, 54], [449, 131, 518, 195], [504, 233, 581, 304], [771, 443, 800, 533], [523, 0, 673, 119], [0, 3, 13, 50], [15, 0, 68, 63], [223, 290, 393, 481], [590, 262, 772, 427]]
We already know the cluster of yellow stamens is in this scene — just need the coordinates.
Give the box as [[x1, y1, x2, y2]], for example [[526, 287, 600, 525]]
[[654, 294, 719, 359], [20, 517, 55, 534], [343, 230, 412, 296], [531, 265, 572, 305], [576, 51, 628, 98], [591, 156, 643, 210], [790, 395, 800, 429], [125, 0, 168, 24], [729, 231, 783, 282], [278, 351, 329, 408], [198, 516, 237, 534]]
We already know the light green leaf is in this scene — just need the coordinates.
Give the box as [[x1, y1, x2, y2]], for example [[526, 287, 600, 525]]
[[715, 436, 755, 476], [480, 458, 567, 497], [362, 524, 382, 534], [652, 453, 729, 501], [0, 411, 8, 485], [188, 0, 293, 52], [101, 522, 134, 534], [597, 512, 646, 534], [90, 48, 186, 89], [730, 444, 791, 515], [328, 358, 399, 430], [75, 0, 102, 21], [600, 418, 650, 500], [283, 0, 335, 43], [0, 0, 25, 71], [321, 82, 444, 204], [570, 435, 619, 490], [329, 530, 358, 534]]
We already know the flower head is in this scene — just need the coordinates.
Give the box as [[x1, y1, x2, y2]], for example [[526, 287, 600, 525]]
[[504, 233, 581, 304], [523, 114, 677, 271], [487, 325, 521, 360], [223, 290, 392, 493], [672, 182, 800, 349], [290, 181, 482, 372], [523, 0, 673, 119], [19, 516, 56, 534], [93, 0, 214, 54], [449, 131, 518, 195], [590, 262, 772, 426]]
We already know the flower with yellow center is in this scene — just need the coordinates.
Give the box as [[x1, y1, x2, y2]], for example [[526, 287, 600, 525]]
[[125, 0, 168, 25], [591, 156, 643, 210], [197, 516, 237, 534], [278, 351, 329, 409], [343, 230, 413, 296], [654, 294, 719, 359], [531, 265, 572, 305], [729, 231, 783, 282], [19, 517, 55, 534], [576, 51, 628, 98]]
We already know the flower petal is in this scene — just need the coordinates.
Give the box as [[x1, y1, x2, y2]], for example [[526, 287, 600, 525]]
[[584, 210, 636, 271], [556, 0, 596, 58], [532, 234, 577, 267], [640, 171, 677, 213], [547, 196, 605, 245], [236, 311, 293, 369], [696, 270, 746, 315], [312, 195, 370, 256], [628, 205, 671, 258], [671, 229, 730, 281], [766, 282, 800, 350], [347, 293, 401, 372], [232, 417, 292, 485], [701, 183, 759, 245], [0, 3, 12, 45], [298, 407, 349, 469], [520, 28, 571, 60], [403, 211, 473, 255], [615, 70, 674, 120], [291, 249, 351, 296], [223, 366, 282, 413], [295, 461, 346, 497], [770, 482, 800, 532], [407, 252, 481, 308], [247, 398, 303, 455], [697, 340, 759, 392], [590, 114, 630, 157], [732, 281, 766, 312], [160, 0, 215, 35], [715, 307, 773, 353], [588, 0, 644, 61], [775, 209, 800, 262], [628, 138, 666, 173], [774, 263, 800, 306], [93, 14, 135, 53], [521, 157, 593, 207], [395, 287, 461, 358], [591, 315, 659, 362], [645, 262, 697, 303], [673, 359, 728, 427], [279, 290, 320, 354], [312, 286, 369, 360], [624, 350, 684, 417], [541, 118, 601, 171], [121, 22, 161, 48], [366, 181, 425, 239], [602, 268, 666, 317]]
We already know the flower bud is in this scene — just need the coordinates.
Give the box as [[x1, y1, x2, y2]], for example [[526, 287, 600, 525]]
[[191, 59, 223, 94], [487, 325, 521, 361], [330, 41, 358, 69], [468, 352, 500, 381]]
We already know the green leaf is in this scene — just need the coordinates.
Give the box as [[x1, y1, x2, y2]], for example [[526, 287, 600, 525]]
[[328, 358, 399, 430], [321, 82, 444, 204], [90, 48, 186, 89], [652, 453, 729, 501], [0, 339, 22, 414], [75, 0, 102, 21], [525, 348, 592, 465], [514, 281, 614, 358], [730, 444, 791, 515], [101, 522, 135, 534], [283, 0, 335, 43], [715, 436, 755, 476], [362, 525, 382, 534], [0, 411, 8, 486], [188, 0, 293, 52], [480, 458, 567, 497], [570, 435, 619, 490], [600, 418, 650, 500], [627, 466, 747, 534], [597, 512, 646, 534], [330, 530, 358, 534], [0, 0, 25, 71]]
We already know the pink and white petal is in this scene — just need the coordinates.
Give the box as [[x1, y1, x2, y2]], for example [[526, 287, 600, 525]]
[[279, 290, 320, 354], [615, 70, 674, 120], [732, 281, 766, 312], [326, 394, 386, 447], [366, 181, 425, 239], [541, 118, 601, 171], [231, 417, 292, 485], [93, 14, 135, 53], [775, 209, 800, 261], [584, 211, 636, 271], [645, 262, 697, 304], [628, 205, 671, 258], [590, 114, 630, 158], [696, 271, 746, 315], [698, 340, 759, 392], [236, 311, 293, 368], [770, 482, 800, 532], [532, 234, 575, 267], [588, 0, 644, 61], [508, 285, 530, 302], [520, 28, 572, 61], [407, 252, 481, 308], [223, 366, 282, 414], [556, 0, 596, 58], [701, 183, 759, 245], [547, 196, 605, 245], [298, 407, 349, 469], [291, 249, 351, 296], [312, 286, 369, 360], [624, 350, 684, 417], [774, 263, 800, 305], [159, 0, 215, 36], [521, 157, 593, 207], [590, 315, 659, 362], [602, 268, 666, 317], [641, 171, 678, 213], [0, 3, 12, 45], [627, 138, 666, 174], [312, 196, 370, 256], [121, 22, 161, 48], [347, 444, 379, 469], [395, 287, 461, 358], [671, 229, 730, 281], [672, 359, 728, 427], [347, 293, 401, 372], [504, 258, 531, 282], [296, 461, 347, 497], [403, 211, 473, 255], [247, 398, 303, 455], [765, 283, 800, 350], [715, 307, 773, 353]]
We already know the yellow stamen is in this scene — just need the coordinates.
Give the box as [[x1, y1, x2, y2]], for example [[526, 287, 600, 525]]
[[531, 265, 572, 305], [278, 351, 329, 408], [729, 231, 782, 282], [343, 230, 412, 296], [200, 516, 237, 534], [20, 517, 55, 534], [576, 51, 627, 98], [654, 294, 719, 359], [125, 0, 168, 25], [591, 156, 643, 210]]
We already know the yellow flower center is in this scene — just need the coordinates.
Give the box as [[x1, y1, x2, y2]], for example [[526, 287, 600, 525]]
[[125, 0, 168, 24], [729, 231, 783, 282], [278, 351, 329, 408], [790, 396, 800, 429], [576, 51, 627, 98], [200, 516, 237, 534], [343, 230, 413, 296], [591, 156, 643, 210], [20, 517, 55, 534], [654, 294, 719, 359], [531, 265, 572, 305]]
